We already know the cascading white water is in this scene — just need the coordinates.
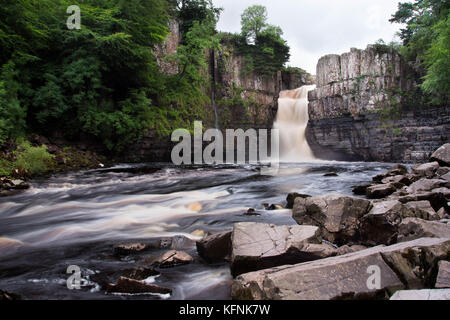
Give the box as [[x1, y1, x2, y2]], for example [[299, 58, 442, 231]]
[[274, 85, 316, 162]]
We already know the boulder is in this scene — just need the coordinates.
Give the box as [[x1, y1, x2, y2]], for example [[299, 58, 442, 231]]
[[390, 289, 450, 300], [398, 218, 450, 242], [352, 184, 373, 196], [359, 200, 411, 245], [366, 183, 397, 199], [398, 192, 449, 212], [231, 238, 449, 300], [407, 178, 447, 194], [412, 162, 440, 178], [230, 223, 333, 277], [286, 193, 311, 209], [293, 194, 372, 245], [196, 231, 232, 262], [437, 167, 450, 176], [404, 201, 440, 220], [150, 250, 193, 268], [430, 143, 450, 166], [107, 277, 172, 295], [435, 260, 450, 289], [381, 175, 411, 186]]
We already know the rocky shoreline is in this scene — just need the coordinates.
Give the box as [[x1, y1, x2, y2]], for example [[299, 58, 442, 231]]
[[1, 144, 449, 301]]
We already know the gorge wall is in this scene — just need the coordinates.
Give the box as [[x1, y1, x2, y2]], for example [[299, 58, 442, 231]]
[[307, 46, 450, 162], [130, 21, 311, 162]]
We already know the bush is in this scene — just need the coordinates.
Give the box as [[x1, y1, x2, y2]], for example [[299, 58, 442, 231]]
[[14, 140, 54, 176]]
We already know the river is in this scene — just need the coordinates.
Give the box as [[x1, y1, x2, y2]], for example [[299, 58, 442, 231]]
[[0, 161, 396, 300]]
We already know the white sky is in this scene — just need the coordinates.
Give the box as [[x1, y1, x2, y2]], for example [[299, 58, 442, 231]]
[[213, 0, 403, 74]]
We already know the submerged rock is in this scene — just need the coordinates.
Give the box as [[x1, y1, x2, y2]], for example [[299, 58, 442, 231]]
[[196, 231, 232, 263], [230, 223, 333, 277], [113, 243, 149, 256], [390, 289, 450, 300], [151, 250, 193, 268], [293, 194, 372, 245], [107, 277, 171, 295], [231, 238, 450, 300], [0, 289, 20, 301]]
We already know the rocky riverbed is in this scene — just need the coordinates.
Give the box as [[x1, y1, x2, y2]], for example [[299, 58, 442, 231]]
[[0, 145, 449, 300]]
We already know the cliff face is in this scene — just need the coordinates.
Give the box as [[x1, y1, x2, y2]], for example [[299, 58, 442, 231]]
[[213, 45, 311, 131], [128, 24, 310, 162], [307, 46, 450, 162]]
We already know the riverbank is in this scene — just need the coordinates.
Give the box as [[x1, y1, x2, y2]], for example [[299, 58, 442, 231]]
[[0, 135, 109, 197]]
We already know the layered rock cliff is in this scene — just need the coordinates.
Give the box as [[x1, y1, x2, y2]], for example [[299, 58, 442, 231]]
[[307, 46, 450, 162]]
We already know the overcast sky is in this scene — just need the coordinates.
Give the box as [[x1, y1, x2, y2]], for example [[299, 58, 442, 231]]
[[213, 0, 403, 74]]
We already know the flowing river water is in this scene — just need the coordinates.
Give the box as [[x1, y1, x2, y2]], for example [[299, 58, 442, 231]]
[[0, 161, 396, 300]]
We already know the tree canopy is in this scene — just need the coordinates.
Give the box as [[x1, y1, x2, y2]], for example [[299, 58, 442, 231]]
[[390, 0, 450, 104]]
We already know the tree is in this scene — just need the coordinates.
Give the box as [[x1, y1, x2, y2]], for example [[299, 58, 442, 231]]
[[390, 0, 450, 104], [241, 5, 268, 44]]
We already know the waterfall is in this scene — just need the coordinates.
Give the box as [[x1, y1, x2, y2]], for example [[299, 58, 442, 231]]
[[274, 85, 316, 162]]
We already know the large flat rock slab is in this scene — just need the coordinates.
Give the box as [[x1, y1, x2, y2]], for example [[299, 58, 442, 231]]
[[390, 289, 450, 300], [232, 238, 450, 300], [230, 223, 335, 277]]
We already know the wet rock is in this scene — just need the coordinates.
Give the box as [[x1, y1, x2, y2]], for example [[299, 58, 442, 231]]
[[293, 194, 372, 245], [435, 260, 450, 289], [390, 289, 450, 300], [244, 208, 260, 216], [151, 250, 193, 268], [398, 218, 450, 242], [336, 245, 367, 256], [387, 164, 409, 176], [107, 277, 172, 295], [267, 204, 284, 210], [230, 223, 329, 277], [10, 179, 30, 190], [366, 183, 397, 199], [196, 231, 232, 263], [232, 238, 450, 300], [359, 200, 411, 246], [324, 172, 338, 177], [352, 184, 373, 196], [404, 201, 440, 221], [113, 243, 149, 256], [0, 289, 20, 301], [407, 178, 447, 194], [121, 267, 160, 281], [157, 236, 196, 250], [286, 193, 311, 209], [430, 143, 450, 166], [412, 162, 440, 178]]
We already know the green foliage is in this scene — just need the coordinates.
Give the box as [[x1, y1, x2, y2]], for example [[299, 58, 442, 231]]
[[241, 5, 268, 43], [421, 14, 450, 103], [0, 60, 26, 143], [390, 0, 450, 104], [0, 158, 13, 177], [14, 139, 54, 175], [220, 6, 290, 77]]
